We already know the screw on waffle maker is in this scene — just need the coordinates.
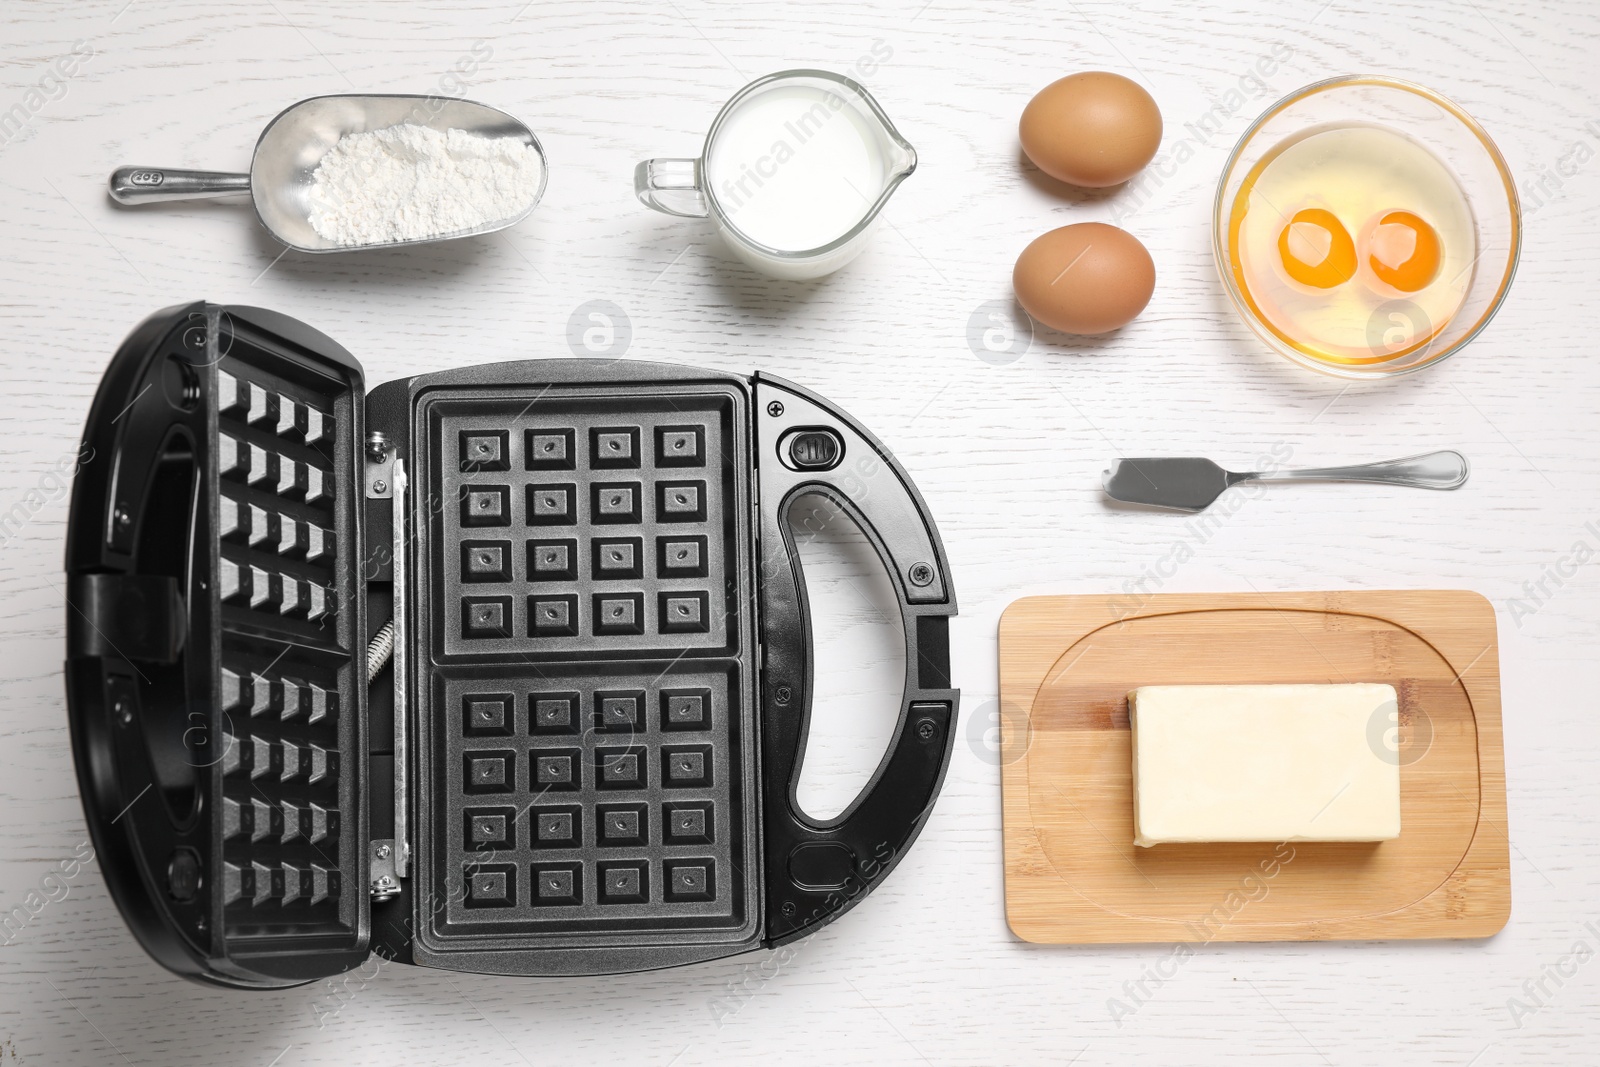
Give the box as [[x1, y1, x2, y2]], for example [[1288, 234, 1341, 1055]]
[[64, 304, 959, 985]]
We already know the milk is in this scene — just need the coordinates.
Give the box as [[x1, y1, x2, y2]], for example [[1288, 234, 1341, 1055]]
[[705, 84, 893, 252]]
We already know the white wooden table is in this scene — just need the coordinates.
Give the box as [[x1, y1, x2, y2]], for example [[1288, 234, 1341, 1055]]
[[2, 1, 1596, 1063]]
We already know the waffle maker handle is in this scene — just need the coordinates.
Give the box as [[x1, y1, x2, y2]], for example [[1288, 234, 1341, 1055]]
[[752, 375, 959, 947]]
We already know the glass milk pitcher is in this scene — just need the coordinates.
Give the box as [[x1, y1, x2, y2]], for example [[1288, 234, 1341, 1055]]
[[635, 70, 917, 280]]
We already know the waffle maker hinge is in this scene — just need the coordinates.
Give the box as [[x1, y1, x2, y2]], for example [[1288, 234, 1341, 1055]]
[[389, 456, 410, 880], [364, 431, 410, 900]]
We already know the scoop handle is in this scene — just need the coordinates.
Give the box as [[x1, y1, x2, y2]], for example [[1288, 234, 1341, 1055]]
[[109, 167, 251, 205]]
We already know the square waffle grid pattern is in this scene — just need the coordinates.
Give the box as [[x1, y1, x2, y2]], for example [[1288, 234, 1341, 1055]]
[[436, 402, 735, 659], [418, 390, 757, 946], [443, 667, 747, 931], [213, 355, 356, 935]]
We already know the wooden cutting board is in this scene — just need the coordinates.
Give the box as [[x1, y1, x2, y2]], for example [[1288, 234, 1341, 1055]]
[[999, 590, 1510, 944]]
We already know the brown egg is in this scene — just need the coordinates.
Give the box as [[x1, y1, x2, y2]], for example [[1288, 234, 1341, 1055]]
[[1013, 223, 1155, 335], [1020, 72, 1163, 188]]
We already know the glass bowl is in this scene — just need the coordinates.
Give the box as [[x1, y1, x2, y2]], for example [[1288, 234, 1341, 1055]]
[[1213, 76, 1520, 379]]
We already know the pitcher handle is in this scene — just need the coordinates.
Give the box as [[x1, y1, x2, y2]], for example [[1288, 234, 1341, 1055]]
[[634, 158, 709, 218]]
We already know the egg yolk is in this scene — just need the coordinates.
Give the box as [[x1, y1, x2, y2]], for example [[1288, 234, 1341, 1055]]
[[1367, 210, 1441, 293], [1277, 208, 1357, 289]]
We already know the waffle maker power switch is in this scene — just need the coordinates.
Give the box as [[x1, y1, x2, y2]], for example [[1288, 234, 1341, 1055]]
[[781, 428, 843, 472]]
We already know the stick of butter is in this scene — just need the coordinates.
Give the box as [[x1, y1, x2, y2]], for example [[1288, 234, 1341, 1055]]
[[1129, 684, 1401, 847]]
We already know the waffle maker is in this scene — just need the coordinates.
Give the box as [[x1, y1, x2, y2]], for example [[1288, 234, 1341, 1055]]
[[64, 303, 958, 987]]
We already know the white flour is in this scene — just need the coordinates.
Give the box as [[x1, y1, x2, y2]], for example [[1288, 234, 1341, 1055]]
[[307, 124, 543, 246]]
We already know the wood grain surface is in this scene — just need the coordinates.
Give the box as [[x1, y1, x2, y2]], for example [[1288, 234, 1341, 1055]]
[[1, 1, 1598, 1065], [999, 590, 1509, 944]]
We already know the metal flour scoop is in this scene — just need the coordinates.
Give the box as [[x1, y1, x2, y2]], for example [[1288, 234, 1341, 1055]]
[[108, 94, 546, 252]]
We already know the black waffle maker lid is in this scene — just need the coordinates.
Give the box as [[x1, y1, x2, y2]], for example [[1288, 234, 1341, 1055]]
[[65, 303, 959, 987]]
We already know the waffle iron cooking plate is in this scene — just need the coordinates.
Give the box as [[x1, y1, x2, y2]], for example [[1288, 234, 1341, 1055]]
[[64, 303, 959, 986]]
